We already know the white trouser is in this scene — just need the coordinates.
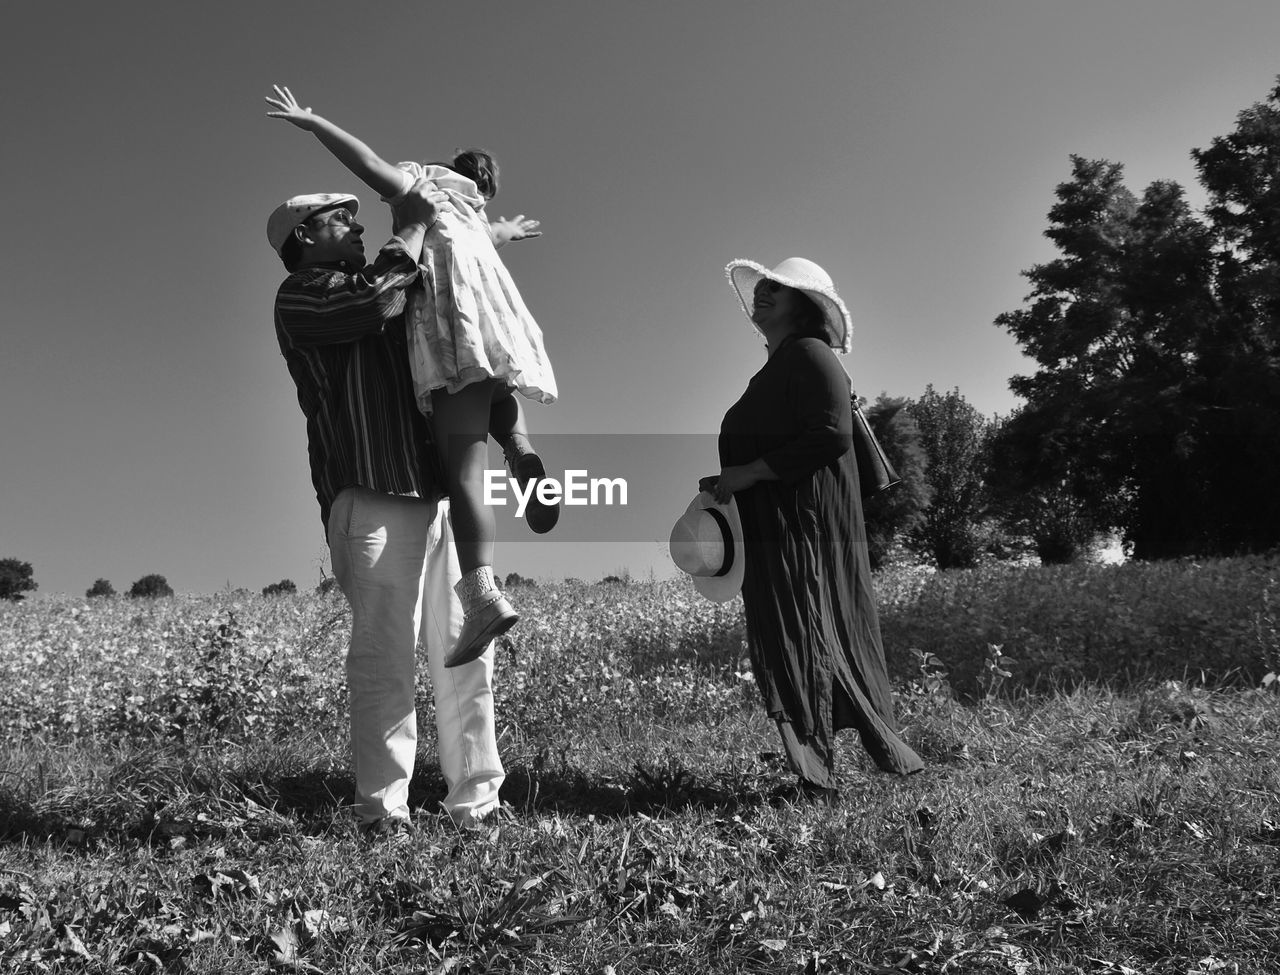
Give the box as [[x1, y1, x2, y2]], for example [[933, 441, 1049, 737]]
[[327, 487, 505, 826]]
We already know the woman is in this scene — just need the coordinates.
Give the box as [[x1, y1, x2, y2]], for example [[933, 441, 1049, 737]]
[[705, 257, 924, 801]]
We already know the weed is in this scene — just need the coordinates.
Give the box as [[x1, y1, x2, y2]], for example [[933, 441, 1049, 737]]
[[1, 569, 1278, 972]]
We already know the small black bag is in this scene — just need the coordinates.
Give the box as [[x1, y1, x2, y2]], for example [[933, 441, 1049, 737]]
[[851, 399, 900, 499]]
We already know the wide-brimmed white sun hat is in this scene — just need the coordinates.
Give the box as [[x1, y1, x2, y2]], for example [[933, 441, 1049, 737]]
[[669, 491, 745, 603], [725, 256, 852, 354]]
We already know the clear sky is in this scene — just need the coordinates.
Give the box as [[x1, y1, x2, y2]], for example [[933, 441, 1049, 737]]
[[3, 0, 1279, 597]]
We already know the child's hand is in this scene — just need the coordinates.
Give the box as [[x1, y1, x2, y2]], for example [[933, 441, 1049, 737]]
[[264, 85, 321, 131], [491, 215, 542, 243]]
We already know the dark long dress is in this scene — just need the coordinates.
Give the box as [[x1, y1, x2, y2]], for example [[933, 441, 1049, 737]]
[[719, 335, 924, 785]]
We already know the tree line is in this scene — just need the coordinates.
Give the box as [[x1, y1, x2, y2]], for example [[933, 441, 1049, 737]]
[[0, 561, 311, 602]]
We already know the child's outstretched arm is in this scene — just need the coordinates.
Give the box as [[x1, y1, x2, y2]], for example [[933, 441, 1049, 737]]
[[265, 85, 405, 200], [488, 214, 542, 250]]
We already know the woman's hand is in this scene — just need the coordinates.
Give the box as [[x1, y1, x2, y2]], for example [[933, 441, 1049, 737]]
[[704, 460, 778, 504], [265, 85, 321, 131], [710, 465, 760, 504]]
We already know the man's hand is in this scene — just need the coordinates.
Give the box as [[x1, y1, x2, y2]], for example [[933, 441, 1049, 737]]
[[264, 85, 322, 131], [392, 177, 451, 233]]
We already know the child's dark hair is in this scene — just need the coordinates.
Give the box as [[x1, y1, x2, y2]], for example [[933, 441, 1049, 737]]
[[450, 147, 500, 200]]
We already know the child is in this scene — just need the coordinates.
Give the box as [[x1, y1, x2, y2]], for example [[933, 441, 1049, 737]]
[[266, 85, 558, 667]]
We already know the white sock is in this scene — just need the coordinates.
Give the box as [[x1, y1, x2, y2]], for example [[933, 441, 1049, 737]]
[[455, 565, 498, 613]]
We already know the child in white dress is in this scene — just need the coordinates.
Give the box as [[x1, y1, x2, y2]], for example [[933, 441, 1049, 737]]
[[267, 85, 557, 667]]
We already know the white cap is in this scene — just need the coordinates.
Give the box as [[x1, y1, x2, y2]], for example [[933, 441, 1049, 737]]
[[266, 192, 360, 255]]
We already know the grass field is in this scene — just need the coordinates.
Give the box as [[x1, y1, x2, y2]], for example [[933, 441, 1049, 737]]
[[2, 559, 1278, 973]]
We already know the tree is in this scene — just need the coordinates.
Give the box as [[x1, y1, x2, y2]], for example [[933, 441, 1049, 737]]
[[129, 574, 174, 598], [906, 387, 991, 569], [86, 578, 116, 598], [992, 156, 1219, 559], [1190, 79, 1280, 554], [860, 394, 932, 569], [0, 559, 37, 602], [262, 579, 298, 597], [988, 445, 1102, 565]]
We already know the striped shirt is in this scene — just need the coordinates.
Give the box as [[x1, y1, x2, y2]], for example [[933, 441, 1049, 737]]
[[275, 239, 444, 530]]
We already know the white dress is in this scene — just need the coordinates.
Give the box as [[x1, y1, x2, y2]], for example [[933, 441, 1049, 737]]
[[387, 162, 557, 416]]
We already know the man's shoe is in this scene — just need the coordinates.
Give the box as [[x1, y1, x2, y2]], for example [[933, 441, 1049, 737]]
[[358, 816, 413, 842], [445, 593, 519, 668], [508, 452, 559, 534], [454, 802, 518, 831]]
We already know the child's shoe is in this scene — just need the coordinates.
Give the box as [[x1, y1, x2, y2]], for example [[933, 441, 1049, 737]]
[[506, 448, 560, 535], [446, 566, 519, 668]]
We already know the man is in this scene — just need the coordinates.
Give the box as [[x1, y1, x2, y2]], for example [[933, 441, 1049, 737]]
[[268, 178, 505, 831]]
